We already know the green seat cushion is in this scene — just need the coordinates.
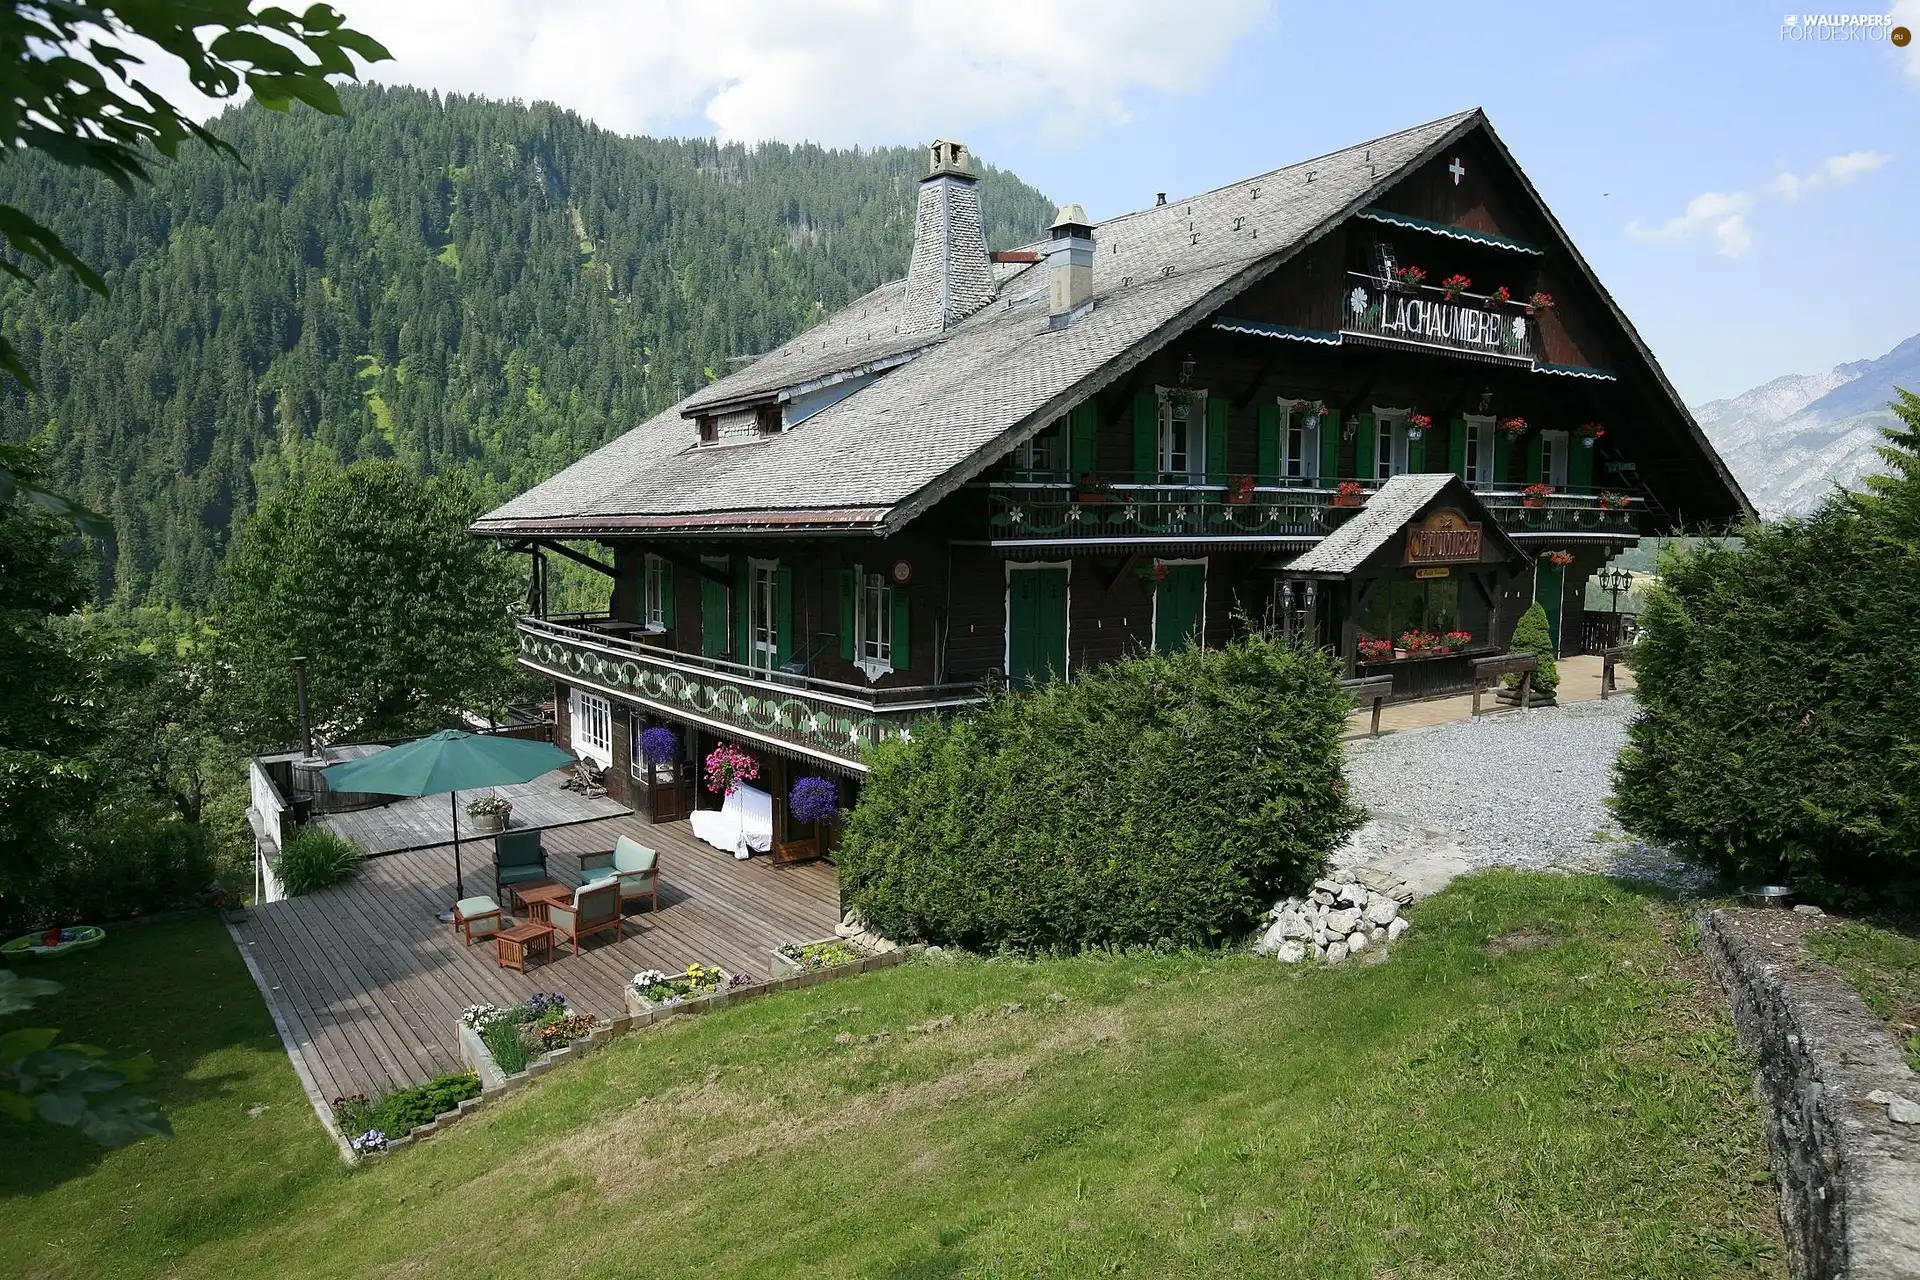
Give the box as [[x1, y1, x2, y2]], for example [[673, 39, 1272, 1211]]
[[612, 836, 657, 875], [455, 896, 499, 917], [497, 864, 547, 885]]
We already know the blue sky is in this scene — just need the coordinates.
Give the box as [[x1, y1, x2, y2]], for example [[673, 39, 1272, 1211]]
[[159, 1, 1919, 402]]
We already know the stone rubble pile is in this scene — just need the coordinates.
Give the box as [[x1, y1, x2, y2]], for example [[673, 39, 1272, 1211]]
[[1254, 867, 1415, 964], [834, 908, 900, 954]]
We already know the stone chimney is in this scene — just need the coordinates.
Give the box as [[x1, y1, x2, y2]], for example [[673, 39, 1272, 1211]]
[[902, 139, 994, 334], [1046, 203, 1095, 330]]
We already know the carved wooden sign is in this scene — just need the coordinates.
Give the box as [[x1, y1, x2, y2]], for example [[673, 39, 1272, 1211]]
[[1404, 508, 1483, 565]]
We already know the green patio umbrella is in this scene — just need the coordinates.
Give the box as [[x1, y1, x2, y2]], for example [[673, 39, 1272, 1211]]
[[321, 730, 575, 917]]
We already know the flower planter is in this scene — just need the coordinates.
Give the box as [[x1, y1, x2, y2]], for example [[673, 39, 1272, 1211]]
[[469, 811, 508, 835], [625, 968, 731, 1017], [769, 938, 869, 979], [1521, 497, 1546, 509]]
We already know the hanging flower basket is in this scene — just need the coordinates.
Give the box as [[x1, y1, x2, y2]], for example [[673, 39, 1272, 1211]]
[[1334, 480, 1367, 509], [1302, 399, 1328, 431], [1136, 561, 1171, 583], [1575, 422, 1605, 448], [1597, 491, 1634, 511], [1498, 417, 1529, 436], [1483, 285, 1511, 310], [1225, 475, 1257, 506], [1521, 483, 1555, 509], [1406, 412, 1432, 440], [789, 776, 841, 825], [638, 725, 680, 767], [1545, 550, 1576, 567], [1526, 291, 1555, 315], [704, 743, 759, 797], [1439, 273, 1471, 302]]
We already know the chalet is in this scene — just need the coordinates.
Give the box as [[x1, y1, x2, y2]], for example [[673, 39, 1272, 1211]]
[[472, 110, 1750, 859]]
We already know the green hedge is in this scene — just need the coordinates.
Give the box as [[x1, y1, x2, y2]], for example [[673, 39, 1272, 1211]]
[[0, 801, 219, 934], [1614, 402, 1920, 908], [839, 636, 1365, 952]]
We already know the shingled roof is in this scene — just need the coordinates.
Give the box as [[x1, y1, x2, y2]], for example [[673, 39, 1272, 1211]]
[[473, 109, 1485, 537], [1283, 474, 1527, 576]]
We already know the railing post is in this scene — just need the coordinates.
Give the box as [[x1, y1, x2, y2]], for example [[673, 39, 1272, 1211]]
[[1519, 668, 1534, 712]]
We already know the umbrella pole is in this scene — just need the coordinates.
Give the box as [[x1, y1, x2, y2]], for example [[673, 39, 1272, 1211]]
[[452, 791, 465, 901]]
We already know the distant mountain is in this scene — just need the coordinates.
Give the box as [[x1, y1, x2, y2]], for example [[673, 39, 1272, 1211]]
[[1693, 333, 1920, 517]]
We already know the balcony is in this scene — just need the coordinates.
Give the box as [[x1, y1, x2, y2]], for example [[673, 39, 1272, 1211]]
[[987, 480, 1641, 544], [515, 616, 987, 771]]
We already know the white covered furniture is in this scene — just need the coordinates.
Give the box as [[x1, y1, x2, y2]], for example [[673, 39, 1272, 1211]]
[[689, 783, 773, 859]]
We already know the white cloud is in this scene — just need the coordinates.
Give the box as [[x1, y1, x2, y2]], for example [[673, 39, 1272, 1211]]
[[1772, 149, 1892, 199], [130, 0, 1271, 147], [1897, 0, 1920, 82], [1625, 190, 1755, 257]]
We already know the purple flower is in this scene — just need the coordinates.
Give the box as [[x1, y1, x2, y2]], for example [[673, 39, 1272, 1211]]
[[789, 776, 841, 824], [638, 726, 680, 766]]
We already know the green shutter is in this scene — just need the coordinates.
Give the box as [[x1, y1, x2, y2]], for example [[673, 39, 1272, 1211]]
[[1525, 433, 1544, 484], [1069, 402, 1098, 476], [774, 564, 794, 666], [701, 561, 729, 658], [1493, 433, 1511, 483], [659, 560, 675, 628], [1319, 411, 1341, 479], [837, 569, 856, 660], [1353, 413, 1376, 480], [1568, 437, 1593, 490], [1408, 431, 1427, 473], [1133, 393, 1157, 482], [1205, 396, 1229, 485], [1256, 404, 1280, 481], [1448, 418, 1468, 479], [733, 556, 750, 662], [890, 586, 911, 672]]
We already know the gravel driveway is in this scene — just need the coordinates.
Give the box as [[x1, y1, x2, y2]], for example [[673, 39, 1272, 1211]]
[[1336, 694, 1709, 889]]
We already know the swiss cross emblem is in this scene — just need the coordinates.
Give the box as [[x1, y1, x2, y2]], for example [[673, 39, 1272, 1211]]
[[1448, 158, 1466, 185]]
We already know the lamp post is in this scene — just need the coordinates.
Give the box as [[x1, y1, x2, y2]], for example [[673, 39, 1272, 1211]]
[[1597, 566, 1633, 645]]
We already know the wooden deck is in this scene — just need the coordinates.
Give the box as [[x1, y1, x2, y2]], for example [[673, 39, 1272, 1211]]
[[312, 764, 628, 856], [229, 815, 839, 1102]]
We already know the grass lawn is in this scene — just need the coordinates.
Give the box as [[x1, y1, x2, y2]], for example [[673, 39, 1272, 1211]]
[[3, 874, 1784, 1278], [1806, 918, 1920, 1070], [0, 913, 344, 1277]]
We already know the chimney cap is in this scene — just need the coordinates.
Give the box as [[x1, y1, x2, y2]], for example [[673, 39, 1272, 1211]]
[[924, 138, 975, 181], [1049, 202, 1093, 237]]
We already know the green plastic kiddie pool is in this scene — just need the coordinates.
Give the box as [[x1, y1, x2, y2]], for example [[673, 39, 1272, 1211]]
[[1, 925, 105, 961]]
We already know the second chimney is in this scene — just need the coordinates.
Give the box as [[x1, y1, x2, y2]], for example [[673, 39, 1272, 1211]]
[[1046, 203, 1095, 330]]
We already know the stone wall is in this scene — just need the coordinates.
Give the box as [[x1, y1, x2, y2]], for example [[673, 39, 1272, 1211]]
[[1697, 908, 1920, 1278]]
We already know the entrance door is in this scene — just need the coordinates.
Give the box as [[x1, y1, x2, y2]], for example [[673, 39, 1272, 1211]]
[[748, 560, 779, 674], [1153, 562, 1206, 653], [1007, 565, 1069, 689]]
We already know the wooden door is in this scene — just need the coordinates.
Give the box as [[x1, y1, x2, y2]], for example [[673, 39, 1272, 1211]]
[[1007, 566, 1069, 689], [1153, 563, 1206, 653]]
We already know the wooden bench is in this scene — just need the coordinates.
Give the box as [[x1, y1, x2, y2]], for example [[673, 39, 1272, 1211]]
[[1470, 653, 1539, 716], [1600, 645, 1629, 700], [1340, 675, 1396, 738]]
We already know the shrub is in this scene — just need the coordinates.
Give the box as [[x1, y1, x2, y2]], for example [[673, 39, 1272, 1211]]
[[375, 1073, 480, 1133], [275, 828, 361, 896], [0, 801, 220, 933], [1614, 493, 1920, 909], [1505, 601, 1559, 694], [839, 635, 1364, 952]]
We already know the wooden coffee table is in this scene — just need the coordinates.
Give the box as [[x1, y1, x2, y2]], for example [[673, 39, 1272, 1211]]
[[494, 921, 555, 973], [513, 881, 571, 923]]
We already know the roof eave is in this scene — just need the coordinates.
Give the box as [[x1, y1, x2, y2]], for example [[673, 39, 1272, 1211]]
[[470, 507, 893, 539]]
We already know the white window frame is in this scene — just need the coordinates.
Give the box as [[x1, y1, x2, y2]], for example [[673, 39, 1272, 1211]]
[[1012, 417, 1067, 475], [569, 688, 612, 767], [1278, 399, 1321, 481], [1540, 429, 1569, 488], [1156, 387, 1206, 479], [642, 553, 667, 631], [850, 563, 894, 682], [1461, 415, 1496, 485], [1374, 408, 1410, 480], [747, 558, 779, 675], [1150, 557, 1208, 653], [630, 719, 679, 783]]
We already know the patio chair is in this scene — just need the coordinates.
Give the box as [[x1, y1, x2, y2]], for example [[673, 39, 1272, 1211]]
[[580, 835, 661, 915], [452, 895, 502, 945], [494, 828, 548, 901], [549, 878, 622, 956]]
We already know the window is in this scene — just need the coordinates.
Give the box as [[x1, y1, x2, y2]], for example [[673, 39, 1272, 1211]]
[[1012, 418, 1067, 475], [1280, 401, 1320, 480], [697, 414, 718, 444], [1540, 429, 1569, 487], [1158, 389, 1205, 478], [748, 559, 779, 674], [1376, 410, 1411, 480], [1462, 416, 1496, 484], [570, 689, 612, 766], [755, 404, 782, 436], [852, 566, 894, 679], [643, 554, 667, 630]]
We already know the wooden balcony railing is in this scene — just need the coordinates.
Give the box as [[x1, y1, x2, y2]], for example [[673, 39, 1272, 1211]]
[[988, 481, 1339, 542], [1475, 486, 1642, 535], [515, 616, 987, 770]]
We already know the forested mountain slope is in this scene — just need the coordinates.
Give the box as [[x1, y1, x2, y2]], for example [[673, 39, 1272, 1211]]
[[0, 85, 1055, 604]]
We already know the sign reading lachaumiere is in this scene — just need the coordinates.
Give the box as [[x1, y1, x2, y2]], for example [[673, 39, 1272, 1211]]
[[1346, 283, 1532, 362], [1404, 509, 1484, 565]]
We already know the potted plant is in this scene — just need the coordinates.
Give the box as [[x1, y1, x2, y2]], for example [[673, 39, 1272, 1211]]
[[1392, 264, 1426, 289], [1597, 491, 1633, 511], [1482, 285, 1511, 310], [1443, 629, 1474, 652], [1334, 480, 1367, 509], [1302, 399, 1328, 430], [465, 793, 512, 834], [1406, 411, 1432, 440], [1075, 473, 1113, 504], [1521, 483, 1555, 509], [1225, 474, 1257, 506], [1397, 630, 1429, 657], [1498, 416, 1529, 436], [1574, 422, 1605, 448], [1439, 273, 1471, 302], [704, 743, 759, 797], [1526, 291, 1554, 314], [1545, 549, 1576, 567], [1357, 637, 1394, 663]]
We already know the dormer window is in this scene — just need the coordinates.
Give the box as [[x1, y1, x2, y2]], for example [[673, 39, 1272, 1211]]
[[755, 404, 782, 436], [1011, 418, 1067, 477], [697, 414, 718, 445]]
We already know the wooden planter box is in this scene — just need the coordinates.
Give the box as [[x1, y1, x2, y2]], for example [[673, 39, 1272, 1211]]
[[768, 938, 869, 979], [624, 971, 732, 1018]]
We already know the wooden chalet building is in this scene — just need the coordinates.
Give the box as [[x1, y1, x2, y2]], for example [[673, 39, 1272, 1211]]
[[472, 110, 1750, 854]]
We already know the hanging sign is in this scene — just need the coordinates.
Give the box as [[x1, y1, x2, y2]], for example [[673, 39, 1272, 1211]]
[[1413, 566, 1452, 579], [1403, 508, 1483, 565]]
